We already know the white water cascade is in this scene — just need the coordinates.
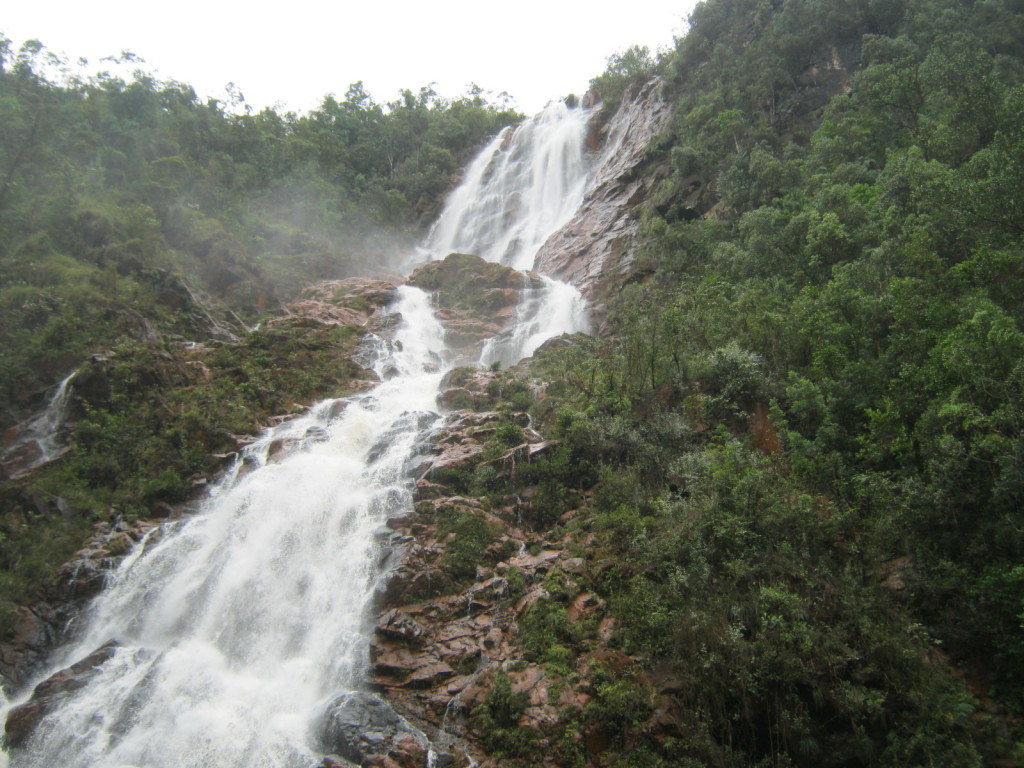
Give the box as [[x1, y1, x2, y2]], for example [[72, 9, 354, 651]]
[[423, 100, 593, 364], [425, 101, 592, 273], [6, 288, 447, 768], [3, 100, 599, 767], [478, 276, 589, 370], [1, 370, 77, 475]]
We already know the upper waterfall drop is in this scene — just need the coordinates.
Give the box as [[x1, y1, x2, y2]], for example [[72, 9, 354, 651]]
[[423, 100, 594, 273], [419, 99, 596, 367]]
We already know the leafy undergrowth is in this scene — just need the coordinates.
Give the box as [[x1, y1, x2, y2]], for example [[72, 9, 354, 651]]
[[437, 343, 1021, 767]]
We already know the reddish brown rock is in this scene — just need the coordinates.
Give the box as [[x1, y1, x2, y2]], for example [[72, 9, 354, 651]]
[[419, 441, 485, 480], [567, 592, 602, 623], [509, 549, 562, 571], [388, 733, 430, 768], [375, 609, 427, 644], [405, 662, 456, 689]]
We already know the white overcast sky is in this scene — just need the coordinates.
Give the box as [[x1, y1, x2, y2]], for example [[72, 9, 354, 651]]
[[3, 1, 696, 116]]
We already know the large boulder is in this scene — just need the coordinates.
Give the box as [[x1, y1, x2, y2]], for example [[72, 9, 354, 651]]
[[407, 253, 527, 309], [407, 254, 541, 360], [315, 691, 430, 767]]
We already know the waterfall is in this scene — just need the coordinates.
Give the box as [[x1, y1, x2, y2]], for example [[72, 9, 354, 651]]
[[424, 101, 592, 273], [4, 290, 448, 768], [478, 276, 590, 370], [2, 101, 599, 767], [424, 99, 593, 364], [1, 370, 77, 478], [32, 371, 76, 463]]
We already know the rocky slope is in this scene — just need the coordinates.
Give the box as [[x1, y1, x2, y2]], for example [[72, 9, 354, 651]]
[[0, 251, 573, 757], [366, 349, 721, 768], [368, 366, 606, 767]]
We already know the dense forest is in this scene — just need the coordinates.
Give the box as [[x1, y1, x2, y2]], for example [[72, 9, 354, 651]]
[[2, 0, 1024, 765], [511, 0, 1024, 764]]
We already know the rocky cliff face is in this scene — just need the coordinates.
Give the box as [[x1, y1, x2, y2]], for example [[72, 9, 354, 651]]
[[369, 366, 610, 767], [533, 79, 672, 305]]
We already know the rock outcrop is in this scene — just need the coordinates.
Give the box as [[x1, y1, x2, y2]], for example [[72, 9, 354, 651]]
[[407, 253, 544, 362], [534, 79, 672, 303], [5, 642, 120, 747], [315, 691, 441, 768], [269, 277, 400, 330]]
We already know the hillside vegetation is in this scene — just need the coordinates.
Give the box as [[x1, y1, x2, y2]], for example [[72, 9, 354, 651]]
[[497, 0, 1024, 764]]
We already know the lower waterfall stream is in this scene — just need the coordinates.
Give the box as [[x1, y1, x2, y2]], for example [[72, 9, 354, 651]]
[[1, 100, 596, 767], [6, 288, 450, 767]]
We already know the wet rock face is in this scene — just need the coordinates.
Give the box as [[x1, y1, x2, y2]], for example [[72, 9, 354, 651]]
[[5, 642, 119, 748], [407, 254, 543, 362], [534, 78, 672, 303], [0, 515, 167, 689], [270, 277, 400, 330], [0, 439, 63, 482], [315, 691, 431, 767], [372, 497, 627, 768]]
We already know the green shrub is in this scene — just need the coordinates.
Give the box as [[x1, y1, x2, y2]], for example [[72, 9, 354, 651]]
[[439, 508, 497, 580], [525, 479, 568, 530], [472, 672, 536, 759], [520, 599, 579, 671], [495, 421, 524, 448], [584, 665, 652, 744]]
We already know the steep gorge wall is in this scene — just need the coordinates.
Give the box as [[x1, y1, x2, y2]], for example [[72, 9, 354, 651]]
[[533, 79, 671, 305]]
